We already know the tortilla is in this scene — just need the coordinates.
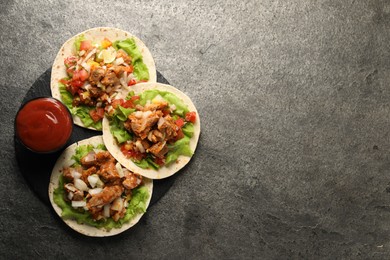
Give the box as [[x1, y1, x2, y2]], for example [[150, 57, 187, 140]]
[[102, 82, 201, 179], [48, 135, 153, 237], [50, 27, 157, 130]]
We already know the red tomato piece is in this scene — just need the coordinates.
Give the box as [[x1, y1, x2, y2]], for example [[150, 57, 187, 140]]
[[154, 157, 165, 166], [111, 99, 124, 109], [89, 108, 104, 123], [78, 69, 89, 81], [128, 79, 137, 86], [80, 40, 92, 51], [185, 111, 196, 123], [122, 100, 135, 109], [175, 128, 185, 141], [175, 118, 185, 128]]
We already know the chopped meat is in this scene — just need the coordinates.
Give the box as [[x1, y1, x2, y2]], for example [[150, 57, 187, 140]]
[[101, 70, 119, 86], [116, 49, 131, 64], [89, 67, 105, 85], [96, 151, 116, 165], [89, 86, 103, 98], [64, 183, 84, 201], [128, 110, 162, 140], [97, 161, 120, 183], [122, 170, 143, 190], [147, 129, 165, 143], [87, 185, 124, 208], [147, 141, 168, 158], [62, 167, 82, 182], [158, 115, 178, 141], [112, 65, 125, 76], [143, 101, 169, 111], [89, 206, 104, 220]]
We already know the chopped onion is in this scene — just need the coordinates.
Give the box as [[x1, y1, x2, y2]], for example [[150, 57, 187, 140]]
[[143, 111, 152, 119], [71, 200, 86, 208], [83, 151, 96, 163], [103, 204, 111, 218], [79, 50, 86, 56], [74, 179, 89, 191], [135, 140, 145, 153], [111, 198, 123, 211], [88, 187, 103, 195], [152, 94, 165, 104], [81, 62, 90, 72], [113, 57, 124, 66], [64, 183, 78, 193], [67, 191, 74, 200], [115, 162, 124, 178], [170, 104, 176, 111], [83, 48, 97, 63], [158, 117, 166, 128], [88, 174, 100, 188], [119, 73, 127, 88], [70, 169, 81, 179]]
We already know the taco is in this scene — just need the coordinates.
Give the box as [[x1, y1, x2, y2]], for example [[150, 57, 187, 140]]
[[51, 27, 156, 131], [48, 136, 153, 237], [102, 82, 201, 179]]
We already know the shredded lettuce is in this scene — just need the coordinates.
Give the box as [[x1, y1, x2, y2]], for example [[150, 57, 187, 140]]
[[112, 38, 149, 81]]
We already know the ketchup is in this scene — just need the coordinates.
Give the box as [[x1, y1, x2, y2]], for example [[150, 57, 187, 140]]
[[16, 97, 73, 153]]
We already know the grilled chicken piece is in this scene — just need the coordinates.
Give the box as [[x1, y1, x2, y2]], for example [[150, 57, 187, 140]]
[[116, 49, 131, 64], [62, 167, 82, 182], [97, 161, 120, 183], [143, 101, 169, 111], [64, 183, 84, 201], [147, 141, 168, 158], [128, 111, 162, 140], [89, 67, 105, 85], [101, 70, 119, 86], [87, 185, 124, 208], [147, 129, 165, 143], [158, 115, 178, 141], [122, 170, 143, 190], [96, 151, 116, 165]]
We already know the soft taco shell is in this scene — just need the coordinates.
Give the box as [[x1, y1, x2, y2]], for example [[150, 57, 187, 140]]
[[102, 82, 201, 179], [50, 27, 157, 130], [48, 135, 153, 237]]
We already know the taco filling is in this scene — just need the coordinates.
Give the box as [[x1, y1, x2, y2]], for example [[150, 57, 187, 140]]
[[58, 35, 150, 130], [106, 89, 197, 170], [53, 143, 149, 229]]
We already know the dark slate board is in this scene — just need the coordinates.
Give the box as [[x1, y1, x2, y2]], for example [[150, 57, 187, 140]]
[[14, 68, 177, 207]]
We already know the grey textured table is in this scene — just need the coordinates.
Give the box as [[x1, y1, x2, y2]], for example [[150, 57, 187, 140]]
[[2, 1, 390, 259]]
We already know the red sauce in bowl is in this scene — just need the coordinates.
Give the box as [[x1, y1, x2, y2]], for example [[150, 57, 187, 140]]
[[16, 97, 73, 153]]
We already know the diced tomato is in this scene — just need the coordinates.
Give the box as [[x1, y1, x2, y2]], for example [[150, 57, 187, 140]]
[[131, 95, 140, 102], [128, 79, 137, 86], [64, 56, 77, 68], [122, 100, 134, 109], [101, 38, 112, 49], [185, 111, 197, 123], [141, 79, 148, 82], [70, 79, 83, 88], [78, 69, 89, 81], [80, 40, 92, 51], [111, 99, 124, 109], [89, 108, 105, 123], [175, 118, 185, 128], [120, 144, 145, 161], [59, 78, 69, 85]]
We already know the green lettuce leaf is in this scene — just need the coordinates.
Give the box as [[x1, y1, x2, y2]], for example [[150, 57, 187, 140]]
[[112, 38, 149, 81], [182, 123, 194, 138], [165, 136, 193, 165], [74, 34, 86, 52]]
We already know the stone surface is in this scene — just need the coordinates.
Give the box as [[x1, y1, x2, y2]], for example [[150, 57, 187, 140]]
[[2, 0, 390, 258]]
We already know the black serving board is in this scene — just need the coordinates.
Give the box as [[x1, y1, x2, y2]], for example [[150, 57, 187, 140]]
[[14, 68, 177, 206]]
